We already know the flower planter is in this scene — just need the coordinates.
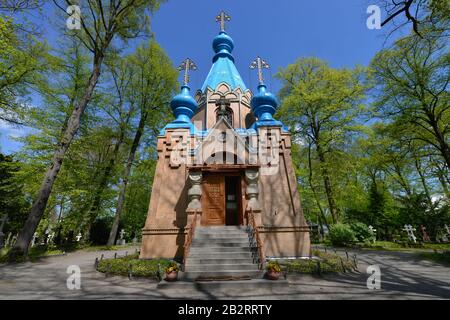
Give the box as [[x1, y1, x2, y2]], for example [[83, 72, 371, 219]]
[[265, 271, 281, 280], [165, 271, 178, 282]]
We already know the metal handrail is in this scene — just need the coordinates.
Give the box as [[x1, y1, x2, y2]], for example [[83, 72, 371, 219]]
[[247, 209, 265, 270], [182, 209, 198, 271]]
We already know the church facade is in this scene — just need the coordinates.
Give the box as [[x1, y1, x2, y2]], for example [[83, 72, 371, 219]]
[[140, 14, 310, 265]]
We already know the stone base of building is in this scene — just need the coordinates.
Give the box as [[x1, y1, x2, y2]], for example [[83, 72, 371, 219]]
[[259, 227, 311, 257], [139, 228, 186, 260]]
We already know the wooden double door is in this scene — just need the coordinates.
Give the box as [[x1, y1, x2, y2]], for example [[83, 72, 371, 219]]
[[201, 173, 243, 226]]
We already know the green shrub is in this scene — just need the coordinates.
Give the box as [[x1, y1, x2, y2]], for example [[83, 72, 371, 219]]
[[96, 253, 173, 279], [349, 222, 374, 243], [282, 250, 355, 273], [329, 223, 356, 246]]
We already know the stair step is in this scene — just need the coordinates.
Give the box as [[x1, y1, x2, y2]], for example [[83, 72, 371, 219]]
[[186, 258, 254, 265], [197, 226, 247, 230], [188, 251, 253, 259], [182, 270, 262, 280], [190, 242, 250, 248], [194, 233, 248, 239], [187, 263, 258, 272], [192, 239, 249, 245], [190, 247, 252, 253]]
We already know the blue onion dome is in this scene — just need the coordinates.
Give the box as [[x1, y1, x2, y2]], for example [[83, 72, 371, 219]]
[[212, 31, 235, 62], [251, 83, 279, 121], [170, 85, 198, 123]]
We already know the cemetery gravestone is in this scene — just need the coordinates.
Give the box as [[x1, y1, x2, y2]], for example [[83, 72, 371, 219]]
[[31, 232, 38, 247], [368, 225, 377, 243], [420, 225, 430, 242], [116, 229, 126, 245]]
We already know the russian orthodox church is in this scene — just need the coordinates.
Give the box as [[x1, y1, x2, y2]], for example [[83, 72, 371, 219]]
[[140, 12, 310, 277]]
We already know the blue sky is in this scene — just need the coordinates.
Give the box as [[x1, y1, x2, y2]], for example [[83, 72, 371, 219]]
[[1, 0, 403, 154]]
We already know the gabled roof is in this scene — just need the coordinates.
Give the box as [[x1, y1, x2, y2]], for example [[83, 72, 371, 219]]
[[191, 117, 256, 165]]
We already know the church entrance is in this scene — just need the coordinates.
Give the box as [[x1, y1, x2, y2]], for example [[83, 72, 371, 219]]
[[201, 172, 243, 226]]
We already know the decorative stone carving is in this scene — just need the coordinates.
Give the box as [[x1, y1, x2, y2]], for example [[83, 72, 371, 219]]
[[245, 169, 260, 211], [187, 171, 202, 211]]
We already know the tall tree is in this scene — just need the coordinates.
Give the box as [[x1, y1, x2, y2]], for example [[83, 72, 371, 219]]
[[9, 0, 164, 258], [371, 31, 450, 169], [0, 15, 49, 124], [276, 58, 368, 223], [378, 0, 449, 37], [107, 42, 177, 245]]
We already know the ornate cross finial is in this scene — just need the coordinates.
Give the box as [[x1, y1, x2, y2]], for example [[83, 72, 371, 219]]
[[177, 58, 198, 86], [216, 10, 231, 32], [250, 56, 270, 84]]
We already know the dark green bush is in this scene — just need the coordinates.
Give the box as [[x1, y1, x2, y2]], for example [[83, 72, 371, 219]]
[[329, 223, 356, 246], [282, 250, 355, 273], [96, 253, 173, 279], [349, 222, 374, 243]]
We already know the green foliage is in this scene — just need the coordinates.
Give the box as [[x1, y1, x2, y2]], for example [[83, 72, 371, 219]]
[[0, 15, 52, 124], [276, 57, 369, 223], [281, 250, 355, 273], [329, 224, 356, 246], [0, 153, 29, 234], [397, 194, 450, 240], [96, 254, 172, 279], [0, 245, 64, 263], [349, 222, 374, 243], [89, 216, 114, 245]]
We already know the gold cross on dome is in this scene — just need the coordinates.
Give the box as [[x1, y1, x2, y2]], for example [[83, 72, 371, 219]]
[[216, 11, 231, 32], [250, 56, 270, 84], [177, 58, 198, 86]]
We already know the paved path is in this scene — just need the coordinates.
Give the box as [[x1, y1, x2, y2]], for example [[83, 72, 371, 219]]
[[0, 248, 448, 299]]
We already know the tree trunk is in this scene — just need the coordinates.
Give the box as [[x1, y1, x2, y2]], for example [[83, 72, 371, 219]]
[[107, 112, 148, 246], [414, 155, 433, 207], [435, 164, 450, 198], [9, 56, 104, 258], [392, 163, 413, 197], [307, 141, 329, 232], [85, 124, 127, 233], [426, 109, 450, 169], [316, 144, 340, 224]]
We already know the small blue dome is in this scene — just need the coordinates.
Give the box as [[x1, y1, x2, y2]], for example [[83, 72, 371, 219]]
[[212, 31, 234, 62], [251, 84, 279, 121], [170, 85, 198, 121], [213, 31, 234, 53]]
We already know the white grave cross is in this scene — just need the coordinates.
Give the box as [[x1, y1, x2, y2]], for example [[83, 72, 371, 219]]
[[403, 224, 417, 243], [76, 232, 82, 242], [368, 225, 377, 243]]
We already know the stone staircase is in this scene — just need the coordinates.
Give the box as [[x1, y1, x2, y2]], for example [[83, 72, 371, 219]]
[[182, 226, 262, 281]]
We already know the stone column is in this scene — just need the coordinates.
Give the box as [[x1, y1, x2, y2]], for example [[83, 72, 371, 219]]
[[245, 169, 261, 212], [187, 171, 202, 211]]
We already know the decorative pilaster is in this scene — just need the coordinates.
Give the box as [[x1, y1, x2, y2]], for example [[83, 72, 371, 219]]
[[187, 171, 202, 211], [245, 169, 261, 212]]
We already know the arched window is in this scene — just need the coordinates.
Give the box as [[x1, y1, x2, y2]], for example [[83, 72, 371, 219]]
[[216, 106, 233, 126], [215, 97, 233, 126]]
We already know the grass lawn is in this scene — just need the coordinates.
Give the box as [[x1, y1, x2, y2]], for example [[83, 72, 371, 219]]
[[0, 246, 65, 263], [359, 241, 450, 252]]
